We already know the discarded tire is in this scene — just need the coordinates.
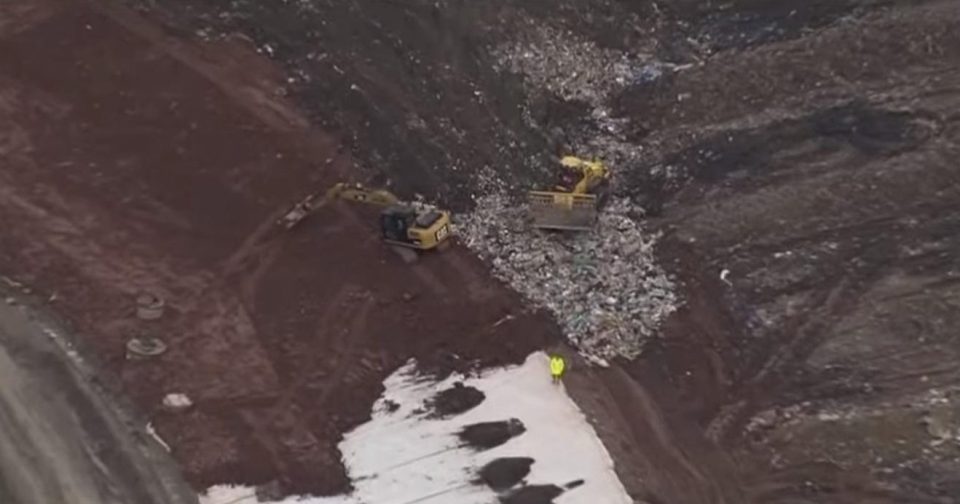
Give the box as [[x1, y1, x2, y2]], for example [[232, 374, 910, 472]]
[[126, 337, 168, 359], [136, 292, 165, 320]]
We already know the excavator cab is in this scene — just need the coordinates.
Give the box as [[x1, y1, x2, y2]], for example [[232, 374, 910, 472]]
[[379, 205, 451, 250], [528, 156, 609, 231], [279, 182, 453, 259]]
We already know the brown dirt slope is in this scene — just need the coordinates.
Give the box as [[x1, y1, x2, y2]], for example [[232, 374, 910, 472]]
[[0, 0, 557, 495]]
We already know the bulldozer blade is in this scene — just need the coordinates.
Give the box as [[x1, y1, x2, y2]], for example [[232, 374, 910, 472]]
[[527, 191, 599, 231]]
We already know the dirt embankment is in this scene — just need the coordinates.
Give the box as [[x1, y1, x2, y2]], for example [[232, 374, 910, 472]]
[[0, 0, 558, 495]]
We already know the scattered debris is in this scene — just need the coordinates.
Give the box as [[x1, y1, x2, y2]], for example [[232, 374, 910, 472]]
[[491, 21, 690, 187], [1, 276, 22, 288], [720, 268, 732, 285], [457, 194, 678, 362], [922, 407, 956, 446], [492, 314, 515, 328], [491, 24, 636, 105], [146, 422, 172, 452], [162, 393, 193, 412]]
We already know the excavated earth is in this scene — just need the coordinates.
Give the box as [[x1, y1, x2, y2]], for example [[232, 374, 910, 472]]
[[0, 0, 556, 496], [2, 0, 960, 503]]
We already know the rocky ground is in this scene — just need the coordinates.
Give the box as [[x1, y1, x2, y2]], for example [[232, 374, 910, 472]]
[[2, 0, 959, 503]]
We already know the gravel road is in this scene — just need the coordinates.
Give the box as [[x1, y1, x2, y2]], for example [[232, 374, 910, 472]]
[[0, 295, 197, 504]]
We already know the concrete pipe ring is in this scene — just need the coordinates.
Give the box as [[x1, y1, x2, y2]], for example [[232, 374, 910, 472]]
[[126, 337, 168, 359], [136, 292, 165, 320]]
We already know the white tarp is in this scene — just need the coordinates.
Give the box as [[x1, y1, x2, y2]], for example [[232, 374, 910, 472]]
[[201, 352, 631, 504]]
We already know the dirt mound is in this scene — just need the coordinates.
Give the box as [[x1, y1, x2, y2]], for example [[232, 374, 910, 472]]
[[477, 457, 534, 491], [426, 382, 485, 418], [458, 419, 527, 450]]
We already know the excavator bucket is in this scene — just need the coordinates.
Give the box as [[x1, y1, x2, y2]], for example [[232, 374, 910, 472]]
[[527, 191, 599, 231]]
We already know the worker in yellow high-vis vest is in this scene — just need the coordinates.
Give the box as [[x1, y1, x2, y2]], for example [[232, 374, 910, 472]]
[[549, 354, 566, 384]]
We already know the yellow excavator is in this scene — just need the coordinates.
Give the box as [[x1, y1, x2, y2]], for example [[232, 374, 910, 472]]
[[528, 156, 610, 231], [278, 183, 452, 255]]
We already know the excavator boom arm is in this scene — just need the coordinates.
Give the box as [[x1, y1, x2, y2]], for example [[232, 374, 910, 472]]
[[280, 183, 401, 229]]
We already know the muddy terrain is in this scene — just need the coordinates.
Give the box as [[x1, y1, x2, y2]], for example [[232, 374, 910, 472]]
[[1, 0, 959, 503], [0, 0, 556, 496]]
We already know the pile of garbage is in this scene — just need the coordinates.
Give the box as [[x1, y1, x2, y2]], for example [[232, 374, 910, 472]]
[[492, 21, 691, 189], [491, 24, 638, 105], [455, 193, 678, 364]]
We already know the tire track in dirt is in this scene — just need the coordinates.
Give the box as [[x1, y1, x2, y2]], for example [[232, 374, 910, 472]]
[[289, 285, 375, 409], [565, 353, 745, 504], [705, 278, 861, 443], [0, 0, 59, 39], [0, 180, 210, 305], [408, 262, 451, 298], [310, 294, 376, 412], [329, 200, 453, 298], [232, 283, 375, 489], [79, 0, 309, 135], [602, 367, 742, 504], [437, 249, 496, 302]]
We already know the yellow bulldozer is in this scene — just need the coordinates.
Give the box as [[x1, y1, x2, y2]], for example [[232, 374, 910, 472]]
[[528, 156, 610, 231], [278, 183, 452, 257]]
